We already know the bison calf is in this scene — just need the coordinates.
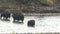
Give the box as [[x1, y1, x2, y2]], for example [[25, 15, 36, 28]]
[[27, 20, 35, 27]]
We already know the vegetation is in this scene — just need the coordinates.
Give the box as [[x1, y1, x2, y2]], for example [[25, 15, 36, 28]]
[[12, 32, 16, 34], [0, 0, 60, 13], [38, 0, 54, 6]]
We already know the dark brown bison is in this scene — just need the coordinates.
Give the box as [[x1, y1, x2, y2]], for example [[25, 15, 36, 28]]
[[1, 11, 11, 20], [12, 12, 24, 23], [27, 20, 35, 27]]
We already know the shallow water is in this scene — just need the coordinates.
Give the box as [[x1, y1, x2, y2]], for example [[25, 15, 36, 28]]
[[0, 15, 60, 33]]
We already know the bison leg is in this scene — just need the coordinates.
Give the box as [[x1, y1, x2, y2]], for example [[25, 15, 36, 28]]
[[13, 19, 15, 22], [8, 17, 10, 20], [17, 20, 19, 22], [6, 17, 8, 20], [1, 15, 4, 20], [22, 20, 23, 23], [20, 19, 24, 23], [1, 15, 2, 19]]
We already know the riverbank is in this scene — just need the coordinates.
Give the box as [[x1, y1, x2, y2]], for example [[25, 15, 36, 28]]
[[23, 13, 60, 16]]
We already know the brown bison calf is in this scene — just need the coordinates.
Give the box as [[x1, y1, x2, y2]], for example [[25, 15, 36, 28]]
[[27, 20, 35, 27]]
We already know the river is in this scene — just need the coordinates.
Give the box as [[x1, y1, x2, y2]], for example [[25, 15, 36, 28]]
[[0, 13, 60, 33]]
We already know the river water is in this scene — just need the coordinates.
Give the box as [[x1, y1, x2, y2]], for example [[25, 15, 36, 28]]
[[0, 14, 60, 33]]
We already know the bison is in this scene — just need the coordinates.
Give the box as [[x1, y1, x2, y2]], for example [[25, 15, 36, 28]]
[[1, 11, 11, 20], [27, 20, 35, 27], [12, 12, 24, 23]]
